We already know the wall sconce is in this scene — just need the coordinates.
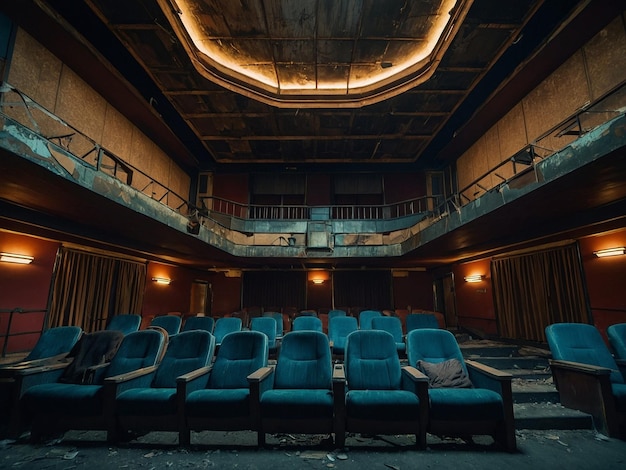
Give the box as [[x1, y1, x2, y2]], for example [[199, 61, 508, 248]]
[[152, 277, 171, 285], [307, 270, 329, 285], [0, 252, 34, 264], [594, 247, 626, 258], [464, 274, 485, 283]]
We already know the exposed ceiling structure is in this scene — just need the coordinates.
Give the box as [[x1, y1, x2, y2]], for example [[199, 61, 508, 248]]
[[1, 0, 625, 273], [32, 0, 593, 169]]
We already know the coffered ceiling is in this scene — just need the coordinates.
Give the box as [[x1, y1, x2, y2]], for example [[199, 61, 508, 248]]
[[56, 0, 574, 168]]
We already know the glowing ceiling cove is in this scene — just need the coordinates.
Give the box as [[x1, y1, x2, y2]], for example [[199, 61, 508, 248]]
[[159, 0, 472, 108]]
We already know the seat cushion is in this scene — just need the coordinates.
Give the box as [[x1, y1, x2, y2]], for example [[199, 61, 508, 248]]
[[116, 388, 178, 415], [186, 388, 250, 418], [21, 383, 104, 416], [428, 388, 503, 421], [261, 389, 334, 419], [346, 389, 420, 421]]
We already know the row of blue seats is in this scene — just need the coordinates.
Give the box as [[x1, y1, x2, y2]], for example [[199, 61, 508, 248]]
[[5, 327, 516, 451], [150, 312, 440, 358]]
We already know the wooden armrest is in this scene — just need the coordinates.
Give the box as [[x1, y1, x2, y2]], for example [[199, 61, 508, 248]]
[[549, 359, 613, 376], [0, 353, 69, 371], [177, 364, 212, 383], [332, 363, 345, 382], [11, 360, 70, 376], [401, 365, 428, 382], [104, 365, 157, 384], [466, 359, 513, 381], [247, 366, 273, 383]]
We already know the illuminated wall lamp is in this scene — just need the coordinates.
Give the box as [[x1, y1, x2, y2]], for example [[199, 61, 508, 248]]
[[307, 270, 329, 285], [594, 247, 626, 258], [464, 274, 485, 283], [0, 252, 34, 264], [152, 277, 171, 285]]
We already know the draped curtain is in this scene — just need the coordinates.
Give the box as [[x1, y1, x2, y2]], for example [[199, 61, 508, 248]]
[[48, 247, 146, 331], [243, 271, 306, 310], [333, 270, 392, 311], [491, 242, 590, 342]]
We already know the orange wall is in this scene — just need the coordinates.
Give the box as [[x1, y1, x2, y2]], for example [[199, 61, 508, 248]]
[[454, 259, 497, 336], [142, 264, 244, 324], [392, 271, 434, 311], [579, 229, 626, 339], [209, 274, 242, 316], [306, 174, 332, 206], [384, 172, 426, 203], [0, 232, 59, 353], [306, 278, 333, 311], [212, 173, 249, 204]]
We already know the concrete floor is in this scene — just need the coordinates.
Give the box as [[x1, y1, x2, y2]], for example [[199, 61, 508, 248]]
[[1, 429, 625, 470]]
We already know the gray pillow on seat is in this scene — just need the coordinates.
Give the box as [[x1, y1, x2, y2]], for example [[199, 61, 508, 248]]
[[417, 359, 473, 389]]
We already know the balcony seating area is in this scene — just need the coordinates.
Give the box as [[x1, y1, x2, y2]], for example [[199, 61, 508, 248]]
[[546, 322, 626, 438], [17, 328, 166, 441], [112, 330, 215, 443], [182, 330, 269, 445], [406, 328, 516, 451], [6, 314, 626, 450]]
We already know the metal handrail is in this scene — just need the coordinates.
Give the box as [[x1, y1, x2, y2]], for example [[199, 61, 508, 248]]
[[0, 83, 193, 217], [452, 81, 626, 209], [200, 195, 439, 221], [0, 308, 47, 357]]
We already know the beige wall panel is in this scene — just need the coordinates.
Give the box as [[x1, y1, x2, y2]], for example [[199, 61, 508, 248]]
[[55, 67, 107, 144], [101, 105, 134, 160], [132, 171, 152, 198], [129, 130, 153, 174], [470, 135, 489, 183], [523, 51, 590, 142], [484, 126, 502, 169], [456, 143, 479, 192], [168, 164, 191, 202], [149, 146, 170, 188], [497, 104, 528, 159], [584, 16, 626, 100], [8, 30, 61, 111]]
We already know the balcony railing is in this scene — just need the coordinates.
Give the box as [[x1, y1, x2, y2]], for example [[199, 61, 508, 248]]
[[200, 195, 439, 221], [0, 83, 193, 217], [454, 82, 626, 209]]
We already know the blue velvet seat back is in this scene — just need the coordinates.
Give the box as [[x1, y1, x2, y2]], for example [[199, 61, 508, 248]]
[[262, 312, 284, 336], [607, 323, 626, 360], [152, 330, 215, 388], [208, 331, 268, 389], [406, 329, 468, 375], [182, 316, 215, 333], [214, 317, 243, 344], [150, 315, 182, 335], [406, 313, 439, 332], [329, 316, 358, 353], [250, 317, 278, 348], [545, 323, 624, 384], [371, 316, 404, 342], [345, 330, 401, 390], [358, 310, 382, 329], [291, 316, 323, 332], [328, 310, 347, 320], [105, 329, 165, 379], [274, 331, 331, 390], [24, 326, 82, 361], [106, 314, 141, 335]]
